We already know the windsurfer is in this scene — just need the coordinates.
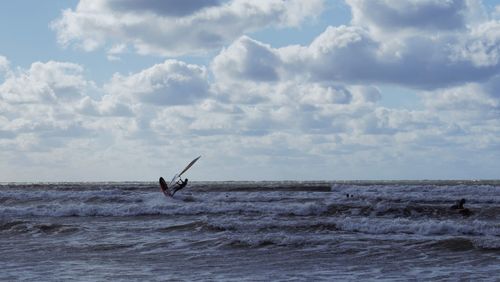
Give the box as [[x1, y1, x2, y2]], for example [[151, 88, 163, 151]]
[[172, 178, 188, 195]]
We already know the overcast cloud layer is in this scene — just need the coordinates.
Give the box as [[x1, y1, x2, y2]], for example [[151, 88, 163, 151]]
[[1, 0, 499, 181]]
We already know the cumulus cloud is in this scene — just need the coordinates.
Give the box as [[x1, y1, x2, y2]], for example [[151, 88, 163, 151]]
[[0, 60, 98, 150], [421, 76, 500, 118], [105, 60, 210, 106], [450, 21, 500, 67], [76, 96, 133, 117], [307, 25, 499, 88], [0, 61, 90, 104], [51, 0, 324, 56], [196, 1, 492, 91], [214, 21, 500, 90], [11, 59, 212, 167], [212, 36, 281, 83], [202, 0, 500, 179], [207, 11, 498, 159], [348, 0, 469, 34]]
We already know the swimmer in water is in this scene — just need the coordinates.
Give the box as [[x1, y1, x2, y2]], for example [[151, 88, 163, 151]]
[[450, 198, 466, 210], [450, 198, 472, 217]]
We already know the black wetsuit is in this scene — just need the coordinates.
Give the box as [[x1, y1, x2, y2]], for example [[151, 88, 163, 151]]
[[172, 178, 188, 195], [450, 199, 465, 210], [450, 199, 472, 216]]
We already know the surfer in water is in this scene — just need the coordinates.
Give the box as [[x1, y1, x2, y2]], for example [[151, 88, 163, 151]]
[[450, 198, 472, 217], [450, 198, 466, 210], [172, 178, 188, 196]]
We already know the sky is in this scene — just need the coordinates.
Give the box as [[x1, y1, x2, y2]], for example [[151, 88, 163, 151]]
[[1, 0, 500, 182]]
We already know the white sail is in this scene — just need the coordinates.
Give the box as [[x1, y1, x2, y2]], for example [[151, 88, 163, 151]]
[[179, 156, 201, 177], [168, 156, 201, 187]]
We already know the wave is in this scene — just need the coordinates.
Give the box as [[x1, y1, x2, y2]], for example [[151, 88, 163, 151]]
[[224, 236, 312, 249], [2, 182, 499, 211], [2, 190, 499, 221], [0, 220, 79, 235], [218, 232, 500, 251], [334, 217, 500, 237], [331, 183, 500, 205], [427, 237, 500, 251], [2, 182, 499, 241], [205, 215, 500, 236], [0, 199, 330, 218]]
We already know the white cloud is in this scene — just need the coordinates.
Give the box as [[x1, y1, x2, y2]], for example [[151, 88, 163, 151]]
[[105, 59, 210, 106], [2, 54, 498, 180], [212, 36, 281, 83], [0, 61, 90, 104], [421, 76, 500, 119], [0, 60, 99, 152], [202, 3, 500, 179], [299, 84, 352, 105], [450, 21, 500, 67], [51, 0, 324, 56], [213, 20, 500, 90], [76, 96, 133, 117], [106, 43, 127, 61], [0, 55, 9, 74], [347, 0, 473, 36]]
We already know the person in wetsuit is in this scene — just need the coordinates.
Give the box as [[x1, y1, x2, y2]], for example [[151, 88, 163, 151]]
[[450, 198, 472, 217], [450, 198, 466, 210], [172, 178, 188, 196]]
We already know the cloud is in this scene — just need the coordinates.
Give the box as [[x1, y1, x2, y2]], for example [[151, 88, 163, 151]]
[[0, 60, 98, 151], [105, 60, 210, 106], [1, 54, 498, 180], [201, 2, 500, 179], [347, 0, 473, 35], [76, 96, 134, 117], [106, 43, 127, 61], [5, 1, 500, 180], [107, 0, 223, 17], [12, 60, 213, 148], [158, 80, 381, 138], [0, 61, 90, 104], [450, 21, 500, 67], [213, 19, 500, 90], [51, 0, 324, 56], [0, 55, 9, 74], [421, 76, 500, 118], [212, 36, 281, 84], [306, 25, 499, 88]]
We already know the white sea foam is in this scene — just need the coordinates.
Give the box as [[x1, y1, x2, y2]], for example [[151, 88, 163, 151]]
[[334, 217, 500, 237], [472, 237, 500, 250]]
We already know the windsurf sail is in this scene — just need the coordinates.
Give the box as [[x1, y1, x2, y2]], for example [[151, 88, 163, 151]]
[[168, 173, 180, 188], [168, 156, 201, 187], [179, 156, 201, 177]]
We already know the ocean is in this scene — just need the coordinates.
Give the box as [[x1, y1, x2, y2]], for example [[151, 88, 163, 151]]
[[1, 181, 499, 281]]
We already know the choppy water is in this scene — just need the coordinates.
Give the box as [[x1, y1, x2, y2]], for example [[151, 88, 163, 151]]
[[1, 181, 499, 281]]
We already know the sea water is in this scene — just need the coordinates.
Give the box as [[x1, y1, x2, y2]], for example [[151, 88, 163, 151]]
[[1, 181, 499, 281]]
